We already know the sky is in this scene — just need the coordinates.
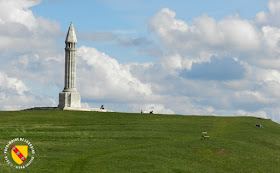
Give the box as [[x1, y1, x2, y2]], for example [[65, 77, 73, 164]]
[[2, 0, 280, 123]]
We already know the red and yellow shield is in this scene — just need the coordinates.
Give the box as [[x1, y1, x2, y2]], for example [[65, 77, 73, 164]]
[[11, 145, 28, 165]]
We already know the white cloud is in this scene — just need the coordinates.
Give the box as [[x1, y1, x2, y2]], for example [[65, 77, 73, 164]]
[[255, 0, 280, 27], [149, 8, 189, 36], [255, 69, 280, 82], [144, 5, 280, 123], [255, 11, 268, 24], [0, 0, 40, 29], [158, 54, 184, 74], [262, 26, 280, 54], [148, 8, 262, 72], [268, 0, 280, 14], [0, 0, 62, 109], [149, 9, 261, 52], [194, 15, 260, 51], [217, 16, 260, 51], [76, 46, 153, 101], [0, 72, 55, 110], [236, 110, 268, 119], [0, 0, 60, 54], [0, 72, 29, 95]]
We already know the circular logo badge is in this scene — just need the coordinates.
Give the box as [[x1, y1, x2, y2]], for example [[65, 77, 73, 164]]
[[4, 138, 35, 169]]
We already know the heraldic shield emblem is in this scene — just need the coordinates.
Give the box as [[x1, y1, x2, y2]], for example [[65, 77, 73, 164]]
[[11, 145, 28, 165]]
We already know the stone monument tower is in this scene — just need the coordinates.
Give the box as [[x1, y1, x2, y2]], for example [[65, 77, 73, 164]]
[[58, 22, 81, 109]]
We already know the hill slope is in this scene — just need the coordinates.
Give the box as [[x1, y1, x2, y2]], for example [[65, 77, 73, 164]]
[[0, 110, 279, 172]]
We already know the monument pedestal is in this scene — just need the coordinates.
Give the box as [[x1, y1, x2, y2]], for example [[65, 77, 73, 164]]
[[58, 92, 81, 110]]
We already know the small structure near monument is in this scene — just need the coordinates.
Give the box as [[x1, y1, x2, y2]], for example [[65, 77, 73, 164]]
[[58, 22, 81, 110], [201, 132, 209, 139]]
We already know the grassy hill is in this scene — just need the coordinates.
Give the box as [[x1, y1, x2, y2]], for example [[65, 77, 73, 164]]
[[0, 110, 279, 173]]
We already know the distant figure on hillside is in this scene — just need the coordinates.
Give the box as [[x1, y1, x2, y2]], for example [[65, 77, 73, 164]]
[[100, 105, 104, 110], [256, 124, 263, 128], [141, 110, 143, 113], [150, 111, 153, 114]]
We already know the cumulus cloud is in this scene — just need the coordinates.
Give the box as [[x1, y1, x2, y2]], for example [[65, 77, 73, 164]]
[[0, 0, 62, 83], [256, 0, 280, 27], [261, 26, 280, 54], [0, 0, 39, 29], [148, 7, 280, 71], [148, 8, 264, 75], [76, 46, 153, 101], [144, 4, 280, 123], [268, 0, 280, 14], [0, 72, 55, 110], [194, 15, 260, 51], [0, 0, 63, 109], [149, 8, 261, 52], [0, 0, 60, 54], [0, 72, 29, 95]]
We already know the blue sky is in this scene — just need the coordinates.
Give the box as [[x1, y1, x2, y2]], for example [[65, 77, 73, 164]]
[[30, 0, 269, 63], [32, 0, 267, 30], [1, 0, 280, 123]]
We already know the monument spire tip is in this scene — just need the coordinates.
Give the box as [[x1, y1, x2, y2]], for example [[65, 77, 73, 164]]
[[65, 22, 77, 43]]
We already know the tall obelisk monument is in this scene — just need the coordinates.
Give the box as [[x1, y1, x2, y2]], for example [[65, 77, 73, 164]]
[[58, 22, 81, 109]]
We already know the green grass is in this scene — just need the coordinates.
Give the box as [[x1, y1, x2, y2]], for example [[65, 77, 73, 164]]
[[0, 110, 280, 173]]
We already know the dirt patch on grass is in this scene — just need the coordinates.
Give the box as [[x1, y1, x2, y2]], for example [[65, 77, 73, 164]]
[[212, 149, 228, 155]]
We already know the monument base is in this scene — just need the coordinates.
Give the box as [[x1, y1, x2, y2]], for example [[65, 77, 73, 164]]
[[58, 92, 81, 110]]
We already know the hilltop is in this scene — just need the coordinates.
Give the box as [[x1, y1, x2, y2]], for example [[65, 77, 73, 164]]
[[0, 110, 279, 172]]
